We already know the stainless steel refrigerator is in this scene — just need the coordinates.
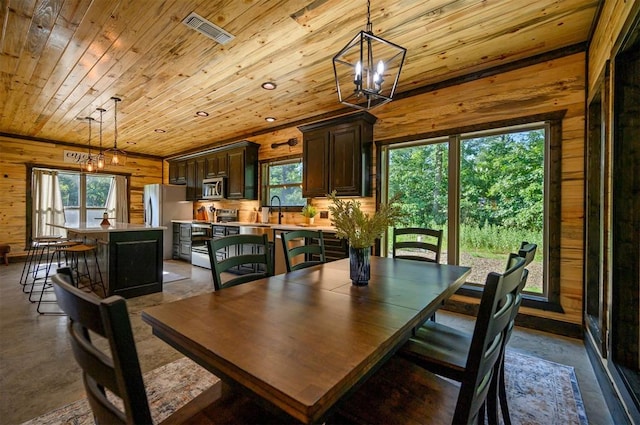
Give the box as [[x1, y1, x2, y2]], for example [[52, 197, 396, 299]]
[[143, 184, 193, 259]]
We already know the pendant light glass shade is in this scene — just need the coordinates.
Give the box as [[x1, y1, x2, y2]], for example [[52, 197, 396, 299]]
[[105, 97, 127, 166], [82, 117, 96, 173], [332, 0, 406, 110], [96, 107, 106, 169]]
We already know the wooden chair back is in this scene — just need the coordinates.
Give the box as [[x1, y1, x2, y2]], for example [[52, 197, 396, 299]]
[[281, 229, 326, 272], [52, 273, 152, 424], [207, 233, 273, 290], [392, 227, 443, 263], [454, 255, 526, 424]]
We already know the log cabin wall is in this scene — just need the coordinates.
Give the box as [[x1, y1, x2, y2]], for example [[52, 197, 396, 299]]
[[0, 135, 164, 255], [3, 51, 585, 328], [188, 51, 587, 328]]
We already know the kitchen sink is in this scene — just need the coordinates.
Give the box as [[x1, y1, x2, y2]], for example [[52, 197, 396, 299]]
[[239, 226, 274, 242]]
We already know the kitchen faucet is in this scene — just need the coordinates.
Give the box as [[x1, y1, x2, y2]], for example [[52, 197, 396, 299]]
[[270, 195, 283, 224]]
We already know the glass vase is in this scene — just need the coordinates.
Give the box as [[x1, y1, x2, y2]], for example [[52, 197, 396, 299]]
[[349, 246, 371, 286]]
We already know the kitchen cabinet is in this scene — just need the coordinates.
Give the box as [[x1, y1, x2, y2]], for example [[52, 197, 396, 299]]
[[185, 158, 205, 201], [227, 143, 259, 200], [168, 141, 258, 200], [299, 111, 376, 197], [205, 152, 228, 177], [173, 223, 191, 262], [169, 160, 187, 185]]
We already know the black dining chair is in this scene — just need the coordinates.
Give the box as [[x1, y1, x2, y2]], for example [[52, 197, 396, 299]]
[[51, 272, 287, 424], [392, 227, 443, 263], [207, 233, 273, 290], [334, 255, 527, 425], [281, 229, 326, 272], [397, 243, 537, 425]]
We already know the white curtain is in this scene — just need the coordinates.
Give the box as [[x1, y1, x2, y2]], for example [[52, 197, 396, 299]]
[[106, 175, 128, 223], [32, 169, 65, 237]]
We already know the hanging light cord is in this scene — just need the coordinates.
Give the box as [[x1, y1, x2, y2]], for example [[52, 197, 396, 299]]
[[366, 0, 372, 33], [113, 98, 119, 149]]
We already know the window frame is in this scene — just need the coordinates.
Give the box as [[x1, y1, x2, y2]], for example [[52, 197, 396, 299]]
[[25, 164, 130, 246], [259, 155, 305, 210], [377, 111, 565, 312]]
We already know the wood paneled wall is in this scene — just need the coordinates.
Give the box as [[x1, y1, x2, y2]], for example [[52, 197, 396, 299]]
[[4, 52, 586, 326], [588, 0, 639, 96], [0, 135, 163, 255]]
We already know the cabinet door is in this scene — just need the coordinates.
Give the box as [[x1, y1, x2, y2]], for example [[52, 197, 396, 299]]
[[179, 224, 191, 241], [205, 154, 218, 178], [186, 160, 196, 200], [227, 149, 245, 199], [205, 153, 228, 178], [195, 158, 205, 199], [169, 160, 187, 185], [330, 123, 362, 196], [302, 130, 329, 198], [217, 153, 228, 176]]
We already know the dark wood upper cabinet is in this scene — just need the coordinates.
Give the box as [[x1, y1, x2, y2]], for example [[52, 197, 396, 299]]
[[227, 143, 259, 199], [205, 152, 228, 178], [168, 141, 258, 201], [169, 160, 187, 185], [299, 111, 376, 197]]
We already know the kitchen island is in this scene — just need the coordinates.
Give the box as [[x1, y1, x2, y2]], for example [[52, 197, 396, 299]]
[[54, 223, 166, 298]]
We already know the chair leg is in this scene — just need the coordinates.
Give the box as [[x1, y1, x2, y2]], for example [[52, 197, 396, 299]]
[[498, 354, 512, 425]]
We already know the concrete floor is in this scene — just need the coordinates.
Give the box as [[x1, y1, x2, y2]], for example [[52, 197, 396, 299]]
[[0, 260, 614, 424]]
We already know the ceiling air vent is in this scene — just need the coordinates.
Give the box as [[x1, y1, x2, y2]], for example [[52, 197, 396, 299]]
[[182, 12, 235, 45]]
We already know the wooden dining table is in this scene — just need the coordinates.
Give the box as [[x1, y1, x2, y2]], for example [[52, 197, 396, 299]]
[[142, 256, 471, 424]]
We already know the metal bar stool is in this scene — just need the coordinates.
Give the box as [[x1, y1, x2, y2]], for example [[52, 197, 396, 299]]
[[59, 244, 106, 297], [21, 236, 62, 294], [30, 240, 83, 314]]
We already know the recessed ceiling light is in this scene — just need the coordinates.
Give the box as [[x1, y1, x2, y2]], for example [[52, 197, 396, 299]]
[[261, 82, 277, 90], [196, 111, 209, 117], [265, 117, 276, 122], [154, 129, 166, 133]]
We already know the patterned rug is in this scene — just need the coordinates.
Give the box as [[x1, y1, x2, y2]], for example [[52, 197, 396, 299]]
[[22, 351, 586, 424]]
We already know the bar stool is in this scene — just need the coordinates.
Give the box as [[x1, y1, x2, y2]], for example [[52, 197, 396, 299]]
[[28, 240, 81, 302], [58, 244, 106, 297], [21, 236, 62, 293]]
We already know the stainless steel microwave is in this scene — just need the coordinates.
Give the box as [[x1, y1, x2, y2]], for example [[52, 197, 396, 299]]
[[202, 177, 225, 200]]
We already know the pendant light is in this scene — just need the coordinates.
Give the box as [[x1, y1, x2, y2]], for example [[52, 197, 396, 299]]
[[105, 96, 127, 166], [82, 117, 96, 173], [332, 0, 406, 110], [96, 107, 106, 169]]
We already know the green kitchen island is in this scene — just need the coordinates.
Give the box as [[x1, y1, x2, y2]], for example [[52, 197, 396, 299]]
[[55, 223, 165, 298]]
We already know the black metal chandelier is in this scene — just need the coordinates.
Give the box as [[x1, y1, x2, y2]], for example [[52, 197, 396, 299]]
[[332, 0, 406, 110]]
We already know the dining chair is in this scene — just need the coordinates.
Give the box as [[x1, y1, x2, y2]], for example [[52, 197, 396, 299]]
[[207, 233, 273, 290], [392, 227, 443, 263], [280, 229, 326, 272], [397, 243, 536, 425], [51, 272, 287, 424], [335, 256, 527, 425]]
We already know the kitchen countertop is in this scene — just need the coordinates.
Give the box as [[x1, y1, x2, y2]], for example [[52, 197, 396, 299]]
[[171, 220, 336, 232], [51, 222, 166, 233]]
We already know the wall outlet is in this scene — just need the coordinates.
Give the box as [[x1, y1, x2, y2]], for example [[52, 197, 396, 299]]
[[320, 211, 329, 219]]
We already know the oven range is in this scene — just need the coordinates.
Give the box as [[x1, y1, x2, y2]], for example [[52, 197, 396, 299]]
[[190, 209, 237, 269]]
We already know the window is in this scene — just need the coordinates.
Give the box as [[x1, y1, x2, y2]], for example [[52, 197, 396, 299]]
[[382, 117, 561, 310], [261, 158, 305, 207], [58, 171, 115, 227]]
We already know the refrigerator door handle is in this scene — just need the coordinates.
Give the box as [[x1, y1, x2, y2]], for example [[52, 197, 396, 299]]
[[147, 198, 153, 226]]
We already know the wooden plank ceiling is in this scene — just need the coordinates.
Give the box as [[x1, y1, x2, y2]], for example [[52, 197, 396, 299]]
[[1, 0, 599, 158]]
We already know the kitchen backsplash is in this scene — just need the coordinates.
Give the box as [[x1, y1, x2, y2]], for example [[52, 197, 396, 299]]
[[193, 197, 374, 226]]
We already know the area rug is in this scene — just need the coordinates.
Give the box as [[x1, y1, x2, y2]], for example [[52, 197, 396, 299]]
[[21, 357, 219, 425], [162, 270, 188, 283], [22, 351, 586, 424]]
